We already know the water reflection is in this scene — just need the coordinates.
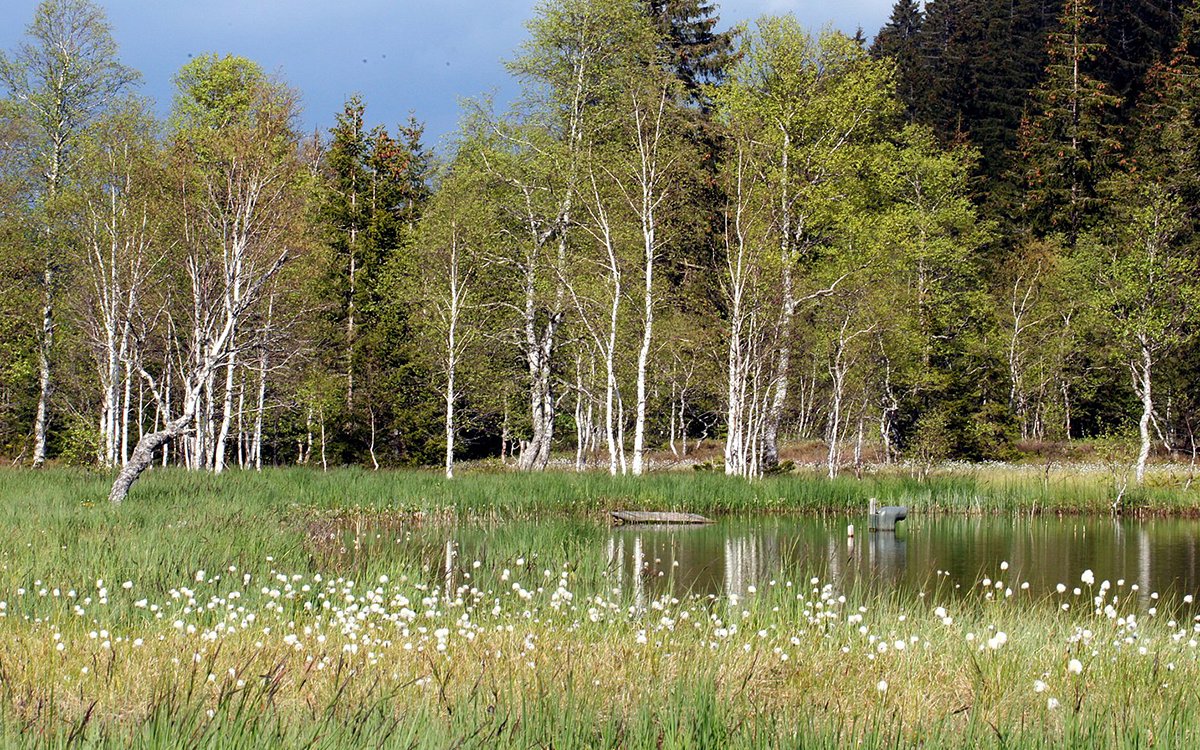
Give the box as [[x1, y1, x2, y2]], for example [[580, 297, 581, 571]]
[[327, 514, 1200, 607], [590, 516, 1200, 605]]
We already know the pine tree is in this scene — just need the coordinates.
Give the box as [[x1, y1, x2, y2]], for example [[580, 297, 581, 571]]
[[1018, 0, 1121, 239]]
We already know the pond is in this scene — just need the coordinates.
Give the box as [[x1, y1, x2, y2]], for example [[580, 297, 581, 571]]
[[324, 514, 1200, 606]]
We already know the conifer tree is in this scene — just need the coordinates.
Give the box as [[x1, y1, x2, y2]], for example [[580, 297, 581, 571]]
[[871, 0, 925, 121], [907, 0, 1060, 184], [1126, 8, 1200, 214], [324, 96, 371, 411], [320, 98, 432, 465], [1018, 0, 1121, 239], [643, 0, 736, 113], [1097, 0, 1182, 108]]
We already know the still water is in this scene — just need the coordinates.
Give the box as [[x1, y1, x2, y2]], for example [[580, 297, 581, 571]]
[[394, 515, 1200, 605]]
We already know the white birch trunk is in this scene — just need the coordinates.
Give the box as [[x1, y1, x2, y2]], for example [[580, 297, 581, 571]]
[[1134, 338, 1153, 485]]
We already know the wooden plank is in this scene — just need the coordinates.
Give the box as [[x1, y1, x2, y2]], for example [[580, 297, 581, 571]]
[[610, 510, 712, 525]]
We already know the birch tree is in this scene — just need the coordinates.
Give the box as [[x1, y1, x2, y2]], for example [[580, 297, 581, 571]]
[[417, 161, 492, 478], [479, 0, 655, 471], [1089, 185, 1196, 484], [715, 21, 896, 471], [109, 58, 305, 502], [720, 139, 774, 477], [0, 0, 137, 467], [75, 101, 161, 468], [581, 16, 692, 476], [870, 125, 993, 461]]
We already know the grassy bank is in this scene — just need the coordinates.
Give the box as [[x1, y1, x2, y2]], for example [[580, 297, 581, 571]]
[[1, 467, 1199, 747], [4, 461, 1199, 520]]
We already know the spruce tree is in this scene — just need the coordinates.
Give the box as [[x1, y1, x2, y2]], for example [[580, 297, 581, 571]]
[[643, 0, 736, 113], [324, 96, 371, 410], [642, 0, 735, 325], [1096, 0, 1182, 109], [319, 98, 433, 465], [871, 0, 925, 122], [1125, 7, 1200, 212], [1018, 0, 1121, 239]]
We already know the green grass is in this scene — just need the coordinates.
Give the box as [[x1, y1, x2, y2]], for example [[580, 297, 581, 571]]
[[6, 461, 1199, 520], [1, 466, 1200, 747]]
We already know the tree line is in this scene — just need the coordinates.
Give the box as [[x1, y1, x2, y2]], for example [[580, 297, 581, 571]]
[[1, 0, 1197, 500]]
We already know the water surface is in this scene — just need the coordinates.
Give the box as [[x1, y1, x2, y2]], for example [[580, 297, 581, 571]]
[[340, 514, 1200, 605]]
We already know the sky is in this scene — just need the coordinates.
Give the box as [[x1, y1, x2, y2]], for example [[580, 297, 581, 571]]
[[1, 0, 895, 152]]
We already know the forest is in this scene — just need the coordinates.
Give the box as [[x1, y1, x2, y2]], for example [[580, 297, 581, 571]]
[[1, 0, 1198, 498]]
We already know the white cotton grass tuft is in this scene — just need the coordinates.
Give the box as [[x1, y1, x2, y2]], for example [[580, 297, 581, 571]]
[[1068, 658, 1083, 675]]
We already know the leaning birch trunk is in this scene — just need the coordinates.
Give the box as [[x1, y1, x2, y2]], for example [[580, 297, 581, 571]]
[[110, 365, 208, 505], [111, 250, 288, 503]]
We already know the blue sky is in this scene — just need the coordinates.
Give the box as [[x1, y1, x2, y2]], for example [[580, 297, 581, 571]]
[[1, 0, 895, 151]]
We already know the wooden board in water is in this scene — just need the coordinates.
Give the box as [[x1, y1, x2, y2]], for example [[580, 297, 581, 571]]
[[610, 510, 712, 525]]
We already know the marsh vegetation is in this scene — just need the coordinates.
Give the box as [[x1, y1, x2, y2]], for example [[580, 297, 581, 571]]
[[1, 468, 1199, 747]]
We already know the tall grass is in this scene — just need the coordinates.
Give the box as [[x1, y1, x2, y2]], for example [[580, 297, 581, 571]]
[[3, 463, 1196, 521]]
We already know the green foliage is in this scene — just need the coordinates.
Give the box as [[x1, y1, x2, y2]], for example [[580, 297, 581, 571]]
[[58, 412, 101, 467], [6, 0, 1200, 476], [643, 0, 737, 113], [871, 0, 925, 121], [170, 53, 264, 132], [313, 99, 435, 466], [0, 0, 139, 190]]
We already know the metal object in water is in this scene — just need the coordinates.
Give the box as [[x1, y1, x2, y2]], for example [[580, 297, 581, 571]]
[[867, 497, 908, 532]]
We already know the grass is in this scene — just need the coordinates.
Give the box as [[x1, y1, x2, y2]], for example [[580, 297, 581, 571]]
[[6, 460, 1200, 520], [0, 466, 1199, 747]]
